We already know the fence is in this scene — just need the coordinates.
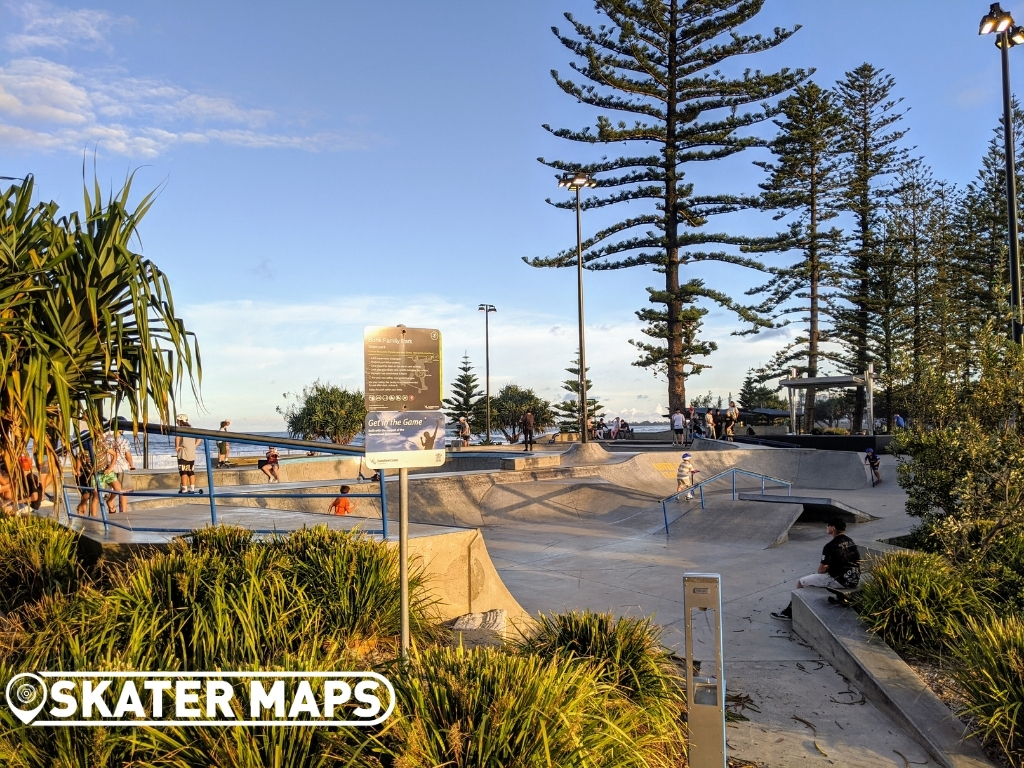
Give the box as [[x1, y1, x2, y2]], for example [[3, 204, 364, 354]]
[[60, 423, 390, 538]]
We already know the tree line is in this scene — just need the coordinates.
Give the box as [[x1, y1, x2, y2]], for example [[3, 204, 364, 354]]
[[528, 0, 1023, 431]]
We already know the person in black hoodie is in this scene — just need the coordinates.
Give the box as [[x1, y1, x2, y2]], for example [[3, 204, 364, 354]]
[[772, 518, 860, 620]]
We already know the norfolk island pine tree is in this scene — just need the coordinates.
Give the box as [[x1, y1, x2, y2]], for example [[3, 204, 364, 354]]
[[744, 81, 846, 419], [551, 351, 604, 433], [443, 353, 484, 434], [525, 0, 808, 412]]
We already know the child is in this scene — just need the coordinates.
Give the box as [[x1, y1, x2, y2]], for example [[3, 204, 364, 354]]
[[676, 453, 699, 501], [328, 485, 353, 516], [259, 446, 281, 483], [865, 448, 882, 486]]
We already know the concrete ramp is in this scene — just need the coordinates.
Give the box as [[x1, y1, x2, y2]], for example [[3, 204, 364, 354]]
[[480, 479, 663, 527], [736, 494, 876, 524], [606, 447, 869, 492], [559, 443, 631, 466], [665, 498, 805, 548]]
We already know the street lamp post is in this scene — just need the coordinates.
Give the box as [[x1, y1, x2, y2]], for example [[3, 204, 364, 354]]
[[478, 304, 496, 443], [981, 2, 1024, 344], [558, 171, 598, 443]]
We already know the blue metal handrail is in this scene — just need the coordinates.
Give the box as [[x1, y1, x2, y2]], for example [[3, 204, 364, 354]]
[[60, 427, 390, 540], [660, 468, 792, 536]]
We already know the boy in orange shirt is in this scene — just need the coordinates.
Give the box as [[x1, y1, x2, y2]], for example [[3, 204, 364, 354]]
[[328, 485, 353, 516]]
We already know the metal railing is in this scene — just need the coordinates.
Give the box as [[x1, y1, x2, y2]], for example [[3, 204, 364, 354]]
[[60, 423, 390, 539], [660, 468, 792, 536]]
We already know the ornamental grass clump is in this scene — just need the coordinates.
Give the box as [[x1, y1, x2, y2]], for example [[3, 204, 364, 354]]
[[370, 645, 663, 768], [514, 610, 686, 763], [947, 614, 1024, 765], [0, 515, 85, 613], [856, 551, 985, 652]]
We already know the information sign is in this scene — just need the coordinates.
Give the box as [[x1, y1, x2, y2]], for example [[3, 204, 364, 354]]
[[364, 411, 446, 469], [363, 326, 442, 410]]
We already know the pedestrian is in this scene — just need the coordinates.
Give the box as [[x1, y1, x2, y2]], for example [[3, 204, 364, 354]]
[[676, 453, 699, 501], [520, 410, 535, 451], [704, 408, 715, 439], [865, 448, 882, 486], [174, 414, 202, 494], [894, 413, 906, 429], [772, 518, 860, 620], [671, 409, 685, 445], [73, 449, 98, 517], [217, 420, 233, 468], [105, 428, 135, 513], [726, 401, 740, 441], [458, 416, 471, 446], [260, 446, 281, 483], [328, 485, 353, 515]]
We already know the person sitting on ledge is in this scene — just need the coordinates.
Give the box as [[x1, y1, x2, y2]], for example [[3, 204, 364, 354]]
[[772, 517, 860, 621]]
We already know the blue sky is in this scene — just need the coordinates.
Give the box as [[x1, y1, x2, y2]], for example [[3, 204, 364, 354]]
[[1, 0, 1019, 429]]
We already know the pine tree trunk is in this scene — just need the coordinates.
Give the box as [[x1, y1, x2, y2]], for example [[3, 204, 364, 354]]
[[805, 169, 819, 428], [665, 0, 684, 412]]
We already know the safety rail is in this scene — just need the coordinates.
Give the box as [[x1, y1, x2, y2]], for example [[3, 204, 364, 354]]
[[60, 422, 390, 539], [660, 468, 792, 536]]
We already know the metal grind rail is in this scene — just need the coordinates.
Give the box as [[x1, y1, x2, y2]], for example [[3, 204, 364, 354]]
[[60, 423, 390, 539], [660, 468, 792, 536]]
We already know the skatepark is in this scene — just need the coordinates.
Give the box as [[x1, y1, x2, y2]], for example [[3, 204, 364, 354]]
[[63, 438, 977, 767]]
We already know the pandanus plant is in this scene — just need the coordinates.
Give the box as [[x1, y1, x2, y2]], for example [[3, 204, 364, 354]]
[[0, 173, 200, 504]]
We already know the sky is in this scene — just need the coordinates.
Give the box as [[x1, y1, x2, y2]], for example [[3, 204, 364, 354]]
[[1, 0, 1020, 430]]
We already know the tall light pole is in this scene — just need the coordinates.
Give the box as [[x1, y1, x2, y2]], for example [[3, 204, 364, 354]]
[[478, 304, 496, 443], [558, 172, 597, 442], [981, 3, 1024, 343]]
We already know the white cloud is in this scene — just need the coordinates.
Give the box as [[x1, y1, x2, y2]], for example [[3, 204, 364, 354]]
[[5, 1, 131, 53], [0, 5, 382, 157]]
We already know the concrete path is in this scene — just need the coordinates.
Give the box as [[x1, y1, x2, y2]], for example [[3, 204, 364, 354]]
[[482, 453, 939, 766]]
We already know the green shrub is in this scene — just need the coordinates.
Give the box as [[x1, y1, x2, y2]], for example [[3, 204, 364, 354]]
[[0, 515, 84, 613], [516, 610, 682, 708], [947, 614, 1024, 765], [270, 526, 444, 647], [369, 645, 667, 768], [856, 551, 985, 651]]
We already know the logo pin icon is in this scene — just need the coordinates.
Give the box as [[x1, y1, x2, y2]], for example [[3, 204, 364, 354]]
[[5, 673, 47, 724]]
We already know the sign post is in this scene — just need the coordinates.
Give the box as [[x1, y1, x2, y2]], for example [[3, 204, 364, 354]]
[[364, 326, 443, 659], [684, 573, 727, 768]]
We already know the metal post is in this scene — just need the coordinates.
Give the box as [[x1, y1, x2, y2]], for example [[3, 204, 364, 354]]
[[662, 500, 670, 536], [202, 439, 218, 526], [761, 476, 765, 495], [399, 467, 410, 658], [378, 468, 389, 540], [576, 187, 589, 444], [61, 480, 72, 524], [684, 573, 727, 767], [788, 368, 797, 435], [143, 430, 149, 470], [731, 472, 736, 500], [866, 364, 875, 437], [485, 310, 491, 443], [1002, 29, 1024, 344]]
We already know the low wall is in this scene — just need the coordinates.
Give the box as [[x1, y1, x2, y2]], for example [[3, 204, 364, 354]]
[[756, 434, 894, 453]]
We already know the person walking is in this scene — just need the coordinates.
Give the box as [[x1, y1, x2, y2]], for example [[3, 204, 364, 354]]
[[671, 409, 685, 445], [865, 448, 882, 486], [217, 420, 233, 467], [725, 401, 740, 442], [105, 428, 135, 513], [458, 416, 471, 446], [520, 410, 535, 451], [676, 453, 699, 501], [174, 415, 202, 494], [703, 409, 715, 440], [772, 518, 860, 620]]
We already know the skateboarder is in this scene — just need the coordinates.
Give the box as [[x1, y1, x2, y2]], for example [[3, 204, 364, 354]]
[[865, 448, 882, 486], [772, 518, 860, 620], [676, 453, 698, 501]]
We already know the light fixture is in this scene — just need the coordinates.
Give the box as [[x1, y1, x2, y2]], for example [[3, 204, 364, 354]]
[[981, 3, 1014, 36], [1012, 25, 1024, 45], [558, 172, 598, 191]]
